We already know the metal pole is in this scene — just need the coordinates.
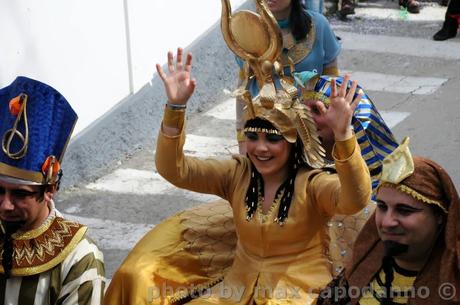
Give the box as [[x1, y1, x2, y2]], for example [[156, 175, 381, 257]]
[[123, 0, 134, 95]]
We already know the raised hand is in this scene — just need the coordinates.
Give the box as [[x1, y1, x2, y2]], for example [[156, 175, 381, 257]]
[[156, 48, 196, 105], [314, 74, 363, 141]]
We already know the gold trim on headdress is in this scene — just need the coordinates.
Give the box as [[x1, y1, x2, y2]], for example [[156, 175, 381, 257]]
[[221, 0, 325, 168], [380, 182, 448, 214], [0, 162, 44, 184], [378, 137, 447, 213], [243, 127, 281, 135]]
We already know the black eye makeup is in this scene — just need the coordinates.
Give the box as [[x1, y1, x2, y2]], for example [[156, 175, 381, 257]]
[[244, 132, 258, 141], [266, 133, 284, 142], [376, 200, 387, 211]]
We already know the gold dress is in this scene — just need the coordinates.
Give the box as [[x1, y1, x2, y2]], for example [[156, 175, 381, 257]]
[[105, 108, 371, 305]]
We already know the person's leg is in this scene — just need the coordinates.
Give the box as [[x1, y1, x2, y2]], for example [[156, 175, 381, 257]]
[[338, 0, 356, 19], [433, 0, 460, 41]]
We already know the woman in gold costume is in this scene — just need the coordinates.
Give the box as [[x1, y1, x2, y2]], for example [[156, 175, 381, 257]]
[[104, 2, 372, 304]]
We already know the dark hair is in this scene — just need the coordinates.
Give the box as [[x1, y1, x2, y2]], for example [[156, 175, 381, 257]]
[[1, 222, 23, 278], [289, 0, 312, 41], [381, 256, 395, 305], [244, 118, 277, 130]]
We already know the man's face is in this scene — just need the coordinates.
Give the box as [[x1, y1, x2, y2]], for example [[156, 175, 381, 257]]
[[0, 180, 52, 231], [375, 186, 442, 264]]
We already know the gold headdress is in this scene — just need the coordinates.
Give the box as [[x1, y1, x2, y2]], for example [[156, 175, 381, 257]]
[[378, 137, 447, 213], [221, 0, 325, 168]]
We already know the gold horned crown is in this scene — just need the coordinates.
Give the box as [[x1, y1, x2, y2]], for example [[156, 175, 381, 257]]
[[221, 0, 325, 168]]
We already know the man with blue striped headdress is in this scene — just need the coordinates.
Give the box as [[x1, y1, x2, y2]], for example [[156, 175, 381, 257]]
[[282, 72, 397, 275], [0, 77, 105, 305], [299, 73, 399, 192]]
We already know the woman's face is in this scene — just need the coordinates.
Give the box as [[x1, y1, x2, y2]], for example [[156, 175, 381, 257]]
[[264, 0, 293, 20], [245, 131, 292, 181]]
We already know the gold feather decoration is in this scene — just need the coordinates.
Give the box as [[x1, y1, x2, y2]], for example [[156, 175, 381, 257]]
[[293, 106, 325, 168]]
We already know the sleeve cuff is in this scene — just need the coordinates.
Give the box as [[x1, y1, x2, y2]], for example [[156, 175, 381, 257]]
[[333, 134, 356, 160], [163, 106, 185, 130]]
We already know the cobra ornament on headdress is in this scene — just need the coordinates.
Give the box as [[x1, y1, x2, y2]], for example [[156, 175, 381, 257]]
[[221, 0, 325, 168]]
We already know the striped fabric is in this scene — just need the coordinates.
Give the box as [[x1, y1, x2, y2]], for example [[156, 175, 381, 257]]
[[312, 76, 399, 193], [0, 235, 105, 305], [359, 266, 417, 305]]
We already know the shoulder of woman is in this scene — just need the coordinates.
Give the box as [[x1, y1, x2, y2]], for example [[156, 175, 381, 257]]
[[307, 10, 330, 28], [231, 154, 252, 170]]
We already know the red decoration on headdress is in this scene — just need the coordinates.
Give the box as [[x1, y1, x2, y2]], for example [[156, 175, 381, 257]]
[[41, 155, 61, 180], [9, 95, 24, 116]]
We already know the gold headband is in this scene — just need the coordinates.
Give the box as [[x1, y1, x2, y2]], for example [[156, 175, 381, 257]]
[[243, 127, 282, 135]]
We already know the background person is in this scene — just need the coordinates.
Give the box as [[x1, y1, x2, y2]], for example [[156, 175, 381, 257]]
[[433, 0, 460, 41], [298, 73, 398, 272], [0, 76, 106, 305]]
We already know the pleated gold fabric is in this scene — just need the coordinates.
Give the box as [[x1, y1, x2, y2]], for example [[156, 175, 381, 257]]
[[105, 200, 236, 305]]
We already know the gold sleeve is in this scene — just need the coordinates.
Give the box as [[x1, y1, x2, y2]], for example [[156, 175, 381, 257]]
[[309, 135, 371, 216], [162, 106, 185, 130], [156, 109, 242, 200], [333, 136, 355, 160]]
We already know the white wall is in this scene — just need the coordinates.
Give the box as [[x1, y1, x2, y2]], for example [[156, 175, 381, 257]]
[[0, 0, 246, 135]]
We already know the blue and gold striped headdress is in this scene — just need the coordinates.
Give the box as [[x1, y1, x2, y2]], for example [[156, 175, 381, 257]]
[[0, 76, 77, 185], [299, 74, 399, 191]]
